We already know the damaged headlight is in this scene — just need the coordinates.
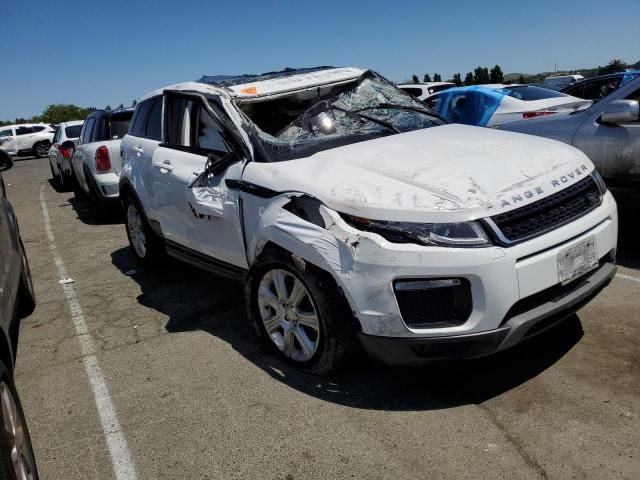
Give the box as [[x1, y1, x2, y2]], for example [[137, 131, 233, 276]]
[[340, 214, 491, 247]]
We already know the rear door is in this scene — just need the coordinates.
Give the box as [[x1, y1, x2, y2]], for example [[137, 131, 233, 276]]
[[0, 128, 17, 154], [73, 116, 96, 192], [15, 126, 35, 151]]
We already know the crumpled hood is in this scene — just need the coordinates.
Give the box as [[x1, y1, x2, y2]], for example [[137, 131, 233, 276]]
[[242, 124, 594, 223]]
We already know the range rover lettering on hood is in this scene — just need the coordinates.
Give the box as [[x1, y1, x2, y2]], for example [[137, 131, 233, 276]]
[[498, 164, 589, 209]]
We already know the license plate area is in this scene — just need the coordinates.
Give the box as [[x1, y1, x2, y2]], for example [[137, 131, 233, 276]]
[[557, 236, 598, 285]]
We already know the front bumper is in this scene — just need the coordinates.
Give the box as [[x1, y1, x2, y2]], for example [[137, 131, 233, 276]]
[[359, 260, 616, 365]]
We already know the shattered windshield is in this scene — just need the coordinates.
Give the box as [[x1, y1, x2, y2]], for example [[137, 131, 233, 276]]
[[236, 72, 445, 161]]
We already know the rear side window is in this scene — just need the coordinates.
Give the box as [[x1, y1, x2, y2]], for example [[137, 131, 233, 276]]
[[15, 126, 34, 136], [497, 86, 566, 100], [145, 98, 162, 140], [0, 129, 12, 137], [32, 126, 46, 132], [109, 111, 133, 139], [130, 100, 153, 137], [53, 127, 61, 143], [81, 118, 95, 144], [65, 125, 82, 138], [91, 117, 106, 142]]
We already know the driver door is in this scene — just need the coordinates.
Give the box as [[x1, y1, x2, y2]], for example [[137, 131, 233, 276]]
[[574, 85, 640, 185], [152, 92, 248, 269]]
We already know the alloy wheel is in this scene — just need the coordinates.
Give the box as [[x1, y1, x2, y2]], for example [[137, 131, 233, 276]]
[[1, 382, 36, 480], [258, 269, 320, 362], [127, 204, 147, 258]]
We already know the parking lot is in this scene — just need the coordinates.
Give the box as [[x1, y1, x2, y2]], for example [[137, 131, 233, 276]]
[[5, 155, 640, 479]]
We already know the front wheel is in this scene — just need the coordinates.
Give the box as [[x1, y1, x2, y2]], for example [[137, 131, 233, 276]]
[[124, 195, 164, 263], [246, 252, 357, 375], [0, 361, 39, 480]]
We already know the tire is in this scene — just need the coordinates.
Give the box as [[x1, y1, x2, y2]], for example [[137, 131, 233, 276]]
[[88, 182, 109, 221], [245, 251, 357, 375], [16, 239, 35, 321], [69, 165, 85, 199], [0, 360, 39, 480], [123, 194, 164, 263], [48, 163, 62, 190], [32, 142, 49, 159]]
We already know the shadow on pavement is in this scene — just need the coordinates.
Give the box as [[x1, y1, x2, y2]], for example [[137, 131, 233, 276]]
[[111, 246, 584, 412], [67, 195, 122, 226], [613, 190, 640, 271]]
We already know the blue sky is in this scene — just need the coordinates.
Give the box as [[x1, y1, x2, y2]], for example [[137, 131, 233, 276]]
[[2, 0, 639, 119]]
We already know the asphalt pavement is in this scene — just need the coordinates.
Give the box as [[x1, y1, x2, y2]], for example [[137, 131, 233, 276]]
[[5, 156, 640, 479]]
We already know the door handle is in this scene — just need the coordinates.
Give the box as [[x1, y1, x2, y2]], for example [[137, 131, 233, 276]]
[[133, 145, 144, 153], [153, 159, 173, 171]]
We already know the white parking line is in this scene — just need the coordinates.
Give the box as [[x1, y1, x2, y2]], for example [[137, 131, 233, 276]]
[[39, 186, 137, 480], [617, 273, 640, 284]]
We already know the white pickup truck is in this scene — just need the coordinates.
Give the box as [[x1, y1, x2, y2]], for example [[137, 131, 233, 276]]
[[119, 67, 617, 374]]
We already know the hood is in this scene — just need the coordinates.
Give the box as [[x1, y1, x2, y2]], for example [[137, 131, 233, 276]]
[[242, 124, 595, 223]]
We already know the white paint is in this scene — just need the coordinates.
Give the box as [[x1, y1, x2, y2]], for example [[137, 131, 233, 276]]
[[39, 186, 137, 480], [617, 273, 640, 284]]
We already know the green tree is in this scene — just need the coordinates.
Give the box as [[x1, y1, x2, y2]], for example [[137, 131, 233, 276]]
[[105, 105, 112, 111], [117, 103, 124, 109], [131, 99, 137, 107], [452, 73, 462, 87], [423, 73, 432, 82], [433, 73, 442, 82], [411, 75, 420, 84], [518, 74, 525, 84], [473, 66, 490, 84], [464, 72, 474, 86], [607, 58, 627, 69], [39, 104, 93, 124], [489, 65, 504, 83]]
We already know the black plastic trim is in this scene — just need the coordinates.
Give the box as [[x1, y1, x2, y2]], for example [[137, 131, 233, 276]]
[[165, 239, 247, 281], [225, 179, 280, 198]]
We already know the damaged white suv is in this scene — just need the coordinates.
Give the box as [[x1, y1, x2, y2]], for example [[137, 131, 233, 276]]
[[120, 67, 618, 374]]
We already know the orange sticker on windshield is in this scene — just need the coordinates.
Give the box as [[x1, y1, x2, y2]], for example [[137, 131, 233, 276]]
[[240, 86, 257, 94]]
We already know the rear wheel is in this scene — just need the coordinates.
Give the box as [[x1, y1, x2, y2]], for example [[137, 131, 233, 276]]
[[0, 361, 39, 480], [123, 195, 164, 263], [32, 142, 49, 159], [48, 163, 62, 190], [246, 251, 357, 375]]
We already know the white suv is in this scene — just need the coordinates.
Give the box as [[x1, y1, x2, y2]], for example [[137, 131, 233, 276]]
[[71, 108, 133, 217], [0, 123, 54, 157], [120, 67, 617, 374]]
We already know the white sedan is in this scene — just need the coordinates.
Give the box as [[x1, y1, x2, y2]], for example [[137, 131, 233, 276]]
[[424, 84, 592, 127]]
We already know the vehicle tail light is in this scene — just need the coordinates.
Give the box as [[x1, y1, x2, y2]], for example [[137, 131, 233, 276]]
[[522, 111, 556, 119], [95, 146, 111, 172], [59, 145, 72, 159]]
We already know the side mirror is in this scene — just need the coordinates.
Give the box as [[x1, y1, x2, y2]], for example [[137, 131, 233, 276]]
[[0, 150, 13, 172], [600, 100, 640, 124]]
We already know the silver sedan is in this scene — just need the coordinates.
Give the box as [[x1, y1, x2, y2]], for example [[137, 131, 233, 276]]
[[499, 77, 640, 190]]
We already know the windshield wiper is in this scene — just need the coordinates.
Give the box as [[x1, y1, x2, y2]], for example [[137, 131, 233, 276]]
[[355, 103, 447, 123], [331, 105, 400, 133]]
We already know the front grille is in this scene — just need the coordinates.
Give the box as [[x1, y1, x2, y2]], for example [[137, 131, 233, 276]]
[[487, 175, 602, 245]]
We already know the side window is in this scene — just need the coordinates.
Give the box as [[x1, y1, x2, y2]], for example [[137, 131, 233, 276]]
[[0, 129, 12, 138], [53, 127, 60, 143], [31, 126, 45, 132], [165, 94, 231, 154], [165, 96, 195, 147], [144, 97, 162, 140], [583, 78, 622, 102], [130, 99, 153, 137], [196, 106, 230, 153], [15, 126, 34, 136], [81, 118, 95, 144], [91, 117, 106, 142]]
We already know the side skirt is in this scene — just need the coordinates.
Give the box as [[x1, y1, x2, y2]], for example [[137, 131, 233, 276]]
[[165, 239, 247, 282]]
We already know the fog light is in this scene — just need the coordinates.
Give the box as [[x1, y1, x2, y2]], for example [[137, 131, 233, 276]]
[[394, 278, 472, 328]]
